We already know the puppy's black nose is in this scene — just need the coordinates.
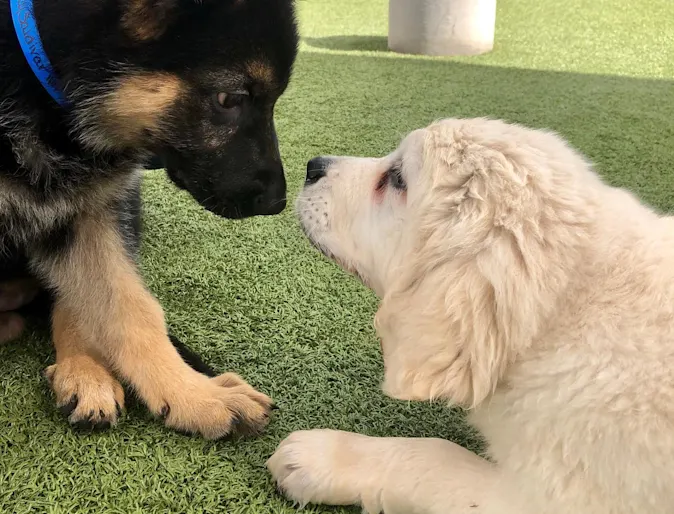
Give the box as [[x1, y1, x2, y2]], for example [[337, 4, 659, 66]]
[[306, 157, 330, 184]]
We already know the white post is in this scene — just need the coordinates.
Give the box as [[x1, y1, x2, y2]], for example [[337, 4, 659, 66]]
[[388, 0, 497, 56]]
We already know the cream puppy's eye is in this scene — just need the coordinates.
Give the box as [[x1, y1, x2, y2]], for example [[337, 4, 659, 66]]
[[375, 163, 406, 194], [389, 166, 406, 191]]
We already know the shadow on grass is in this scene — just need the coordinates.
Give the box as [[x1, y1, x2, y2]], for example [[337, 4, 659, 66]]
[[304, 35, 389, 52]]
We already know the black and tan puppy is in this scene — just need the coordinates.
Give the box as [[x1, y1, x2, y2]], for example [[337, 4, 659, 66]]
[[0, 0, 298, 438]]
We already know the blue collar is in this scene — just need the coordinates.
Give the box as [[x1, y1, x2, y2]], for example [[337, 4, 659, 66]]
[[10, 0, 71, 108]]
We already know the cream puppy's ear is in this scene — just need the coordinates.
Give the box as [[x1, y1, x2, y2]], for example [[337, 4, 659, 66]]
[[375, 119, 594, 407]]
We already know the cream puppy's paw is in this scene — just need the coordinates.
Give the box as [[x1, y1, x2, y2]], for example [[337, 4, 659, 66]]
[[267, 429, 389, 512]]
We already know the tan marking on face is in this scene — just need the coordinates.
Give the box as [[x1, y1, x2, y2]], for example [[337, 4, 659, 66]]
[[101, 73, 183, 147]]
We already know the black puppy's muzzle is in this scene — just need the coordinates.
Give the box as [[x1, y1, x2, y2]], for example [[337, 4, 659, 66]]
[[251, 167, 287, 216], [205, 166, 286, 219], [159, 134, 287, 219]]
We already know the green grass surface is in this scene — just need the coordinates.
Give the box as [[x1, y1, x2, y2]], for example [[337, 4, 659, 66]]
[[2, 0, 673, 511]]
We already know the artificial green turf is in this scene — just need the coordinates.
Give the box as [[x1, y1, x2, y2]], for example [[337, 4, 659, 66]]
[[1, 0, 673, 512]]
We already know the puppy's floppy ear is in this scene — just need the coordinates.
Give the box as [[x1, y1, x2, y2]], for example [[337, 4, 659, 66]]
[[375, 120, 592, 407]]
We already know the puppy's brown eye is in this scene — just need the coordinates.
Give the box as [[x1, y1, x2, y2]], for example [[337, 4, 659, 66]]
[[389, 167, 406, 191], [214, 92, 247, 110]]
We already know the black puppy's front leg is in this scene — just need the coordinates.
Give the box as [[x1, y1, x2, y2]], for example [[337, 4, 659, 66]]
[[115, 179, 218, 378]]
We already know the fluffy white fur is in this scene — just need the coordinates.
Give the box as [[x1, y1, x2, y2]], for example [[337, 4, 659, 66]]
[[267, 118, 674, 513]]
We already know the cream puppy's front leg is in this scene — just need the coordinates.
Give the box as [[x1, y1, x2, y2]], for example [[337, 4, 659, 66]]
[[267, 429, 497, 514]]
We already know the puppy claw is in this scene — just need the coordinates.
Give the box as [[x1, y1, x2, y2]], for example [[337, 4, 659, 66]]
[[72, 416, 112, 432], [93, 420, 112, 431], [72, 419, 92, 431], [58, 395, 79, 417]]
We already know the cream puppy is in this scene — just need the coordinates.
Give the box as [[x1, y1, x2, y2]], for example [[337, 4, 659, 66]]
[[268, 118, 674, 514]]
